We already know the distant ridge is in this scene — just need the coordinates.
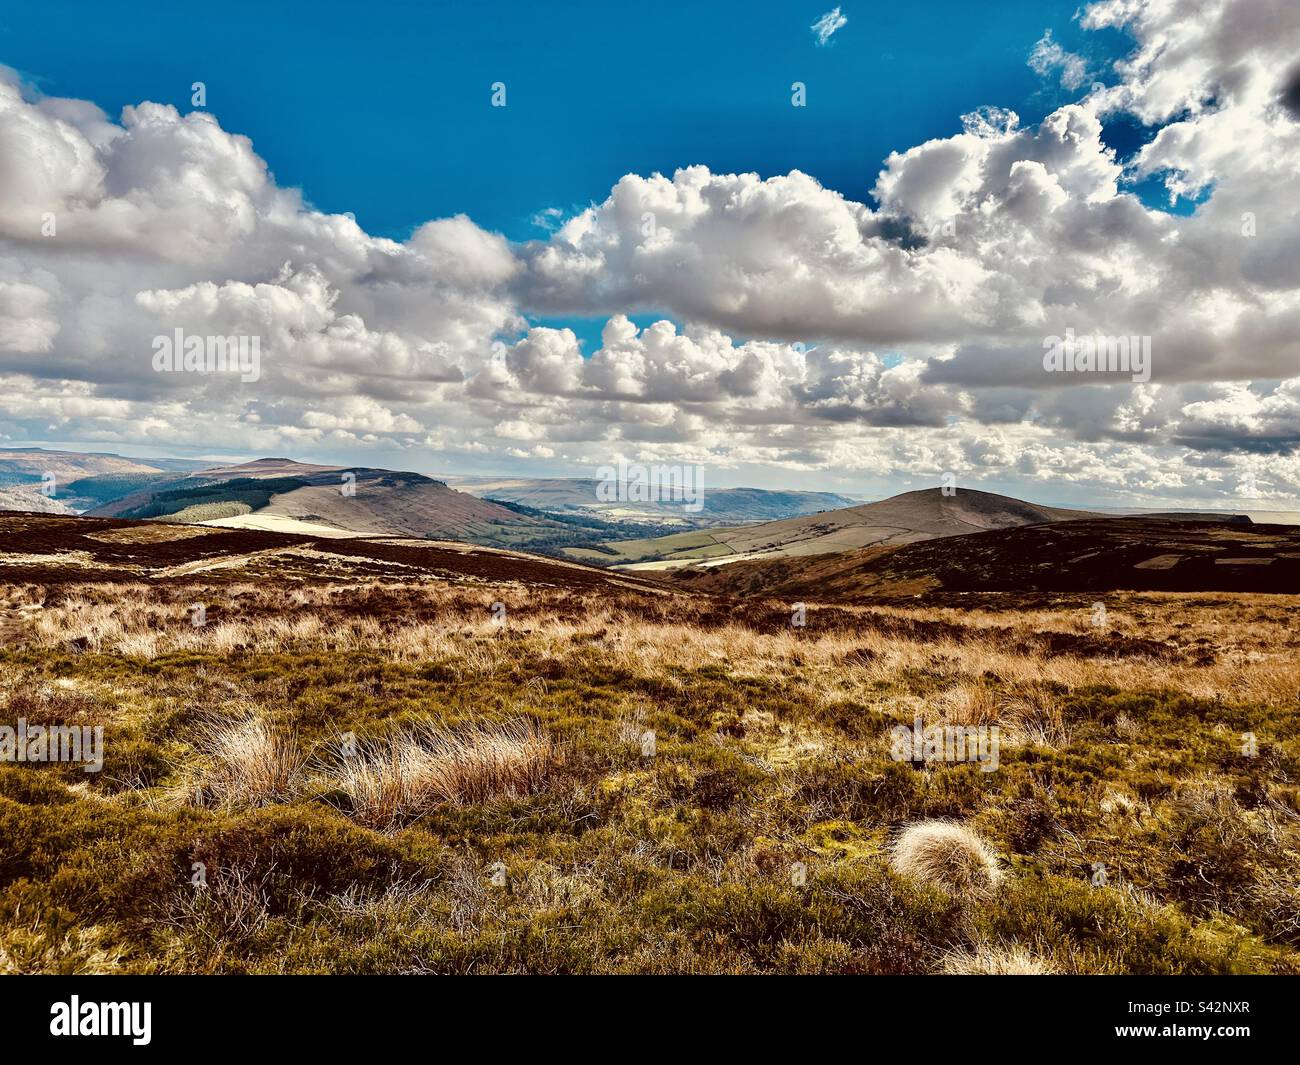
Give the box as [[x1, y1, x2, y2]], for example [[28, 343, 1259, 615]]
[[452, 475, 857, 526], [566, 487, 1104, 568], [84, 457, 557, 545]]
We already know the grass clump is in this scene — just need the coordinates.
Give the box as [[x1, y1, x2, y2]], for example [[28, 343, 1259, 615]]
[[890, 820, 1003, 899], [188, 715, 302, 808], [940, 944, 1056, 975], [327, 718, 556, 829]]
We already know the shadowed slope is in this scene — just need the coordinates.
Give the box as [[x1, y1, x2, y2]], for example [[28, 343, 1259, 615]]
[[674, 517, 1300, 600]]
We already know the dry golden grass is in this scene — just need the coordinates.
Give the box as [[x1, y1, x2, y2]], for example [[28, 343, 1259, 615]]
[[5, 580, 1286, 659], [84, 525, 227, 545], [187, 715, 303, 808], [10, 583, 1300, 767], [325, 719, 556, 830], [0, 922, 125, 975], [940, 944, 1057, 975], [890, 820, 1003, 899]]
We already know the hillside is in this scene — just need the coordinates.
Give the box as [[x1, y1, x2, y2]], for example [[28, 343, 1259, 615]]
[[0, 447, 173, 483], [0, 512, 664, 593], [566, 488, 1102, 567], [84, 457, 570, 548], [223, 472, 564, 543], [0, 486, 75, 515], [674, 516, 1300, 600], [0, 448, 211, 512]]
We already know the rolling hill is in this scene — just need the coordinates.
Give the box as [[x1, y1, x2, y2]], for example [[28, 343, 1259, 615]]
[[564, 488, 1104, 567], [6, 454, 1281, 568], [0, 512, 667, 594], [1, 452, 689, 551], [0, 447, 190, 483], [0, 448, 210, 512], [85, 457, 570, 548]]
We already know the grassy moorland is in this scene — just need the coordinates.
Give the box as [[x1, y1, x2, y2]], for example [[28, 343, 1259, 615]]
[[1, 573, 1298, 974]]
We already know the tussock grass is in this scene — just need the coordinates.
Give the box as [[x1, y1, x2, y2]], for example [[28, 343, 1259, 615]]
[[890, 820, 1003, 899], [940, 944, 1056, 975], [187, 715, 303, 808], [327, 719, 556, 829]]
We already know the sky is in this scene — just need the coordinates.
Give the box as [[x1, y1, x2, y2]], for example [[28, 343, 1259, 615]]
[[2, 1, 1090, 240], [1, 0, 1300, 508]]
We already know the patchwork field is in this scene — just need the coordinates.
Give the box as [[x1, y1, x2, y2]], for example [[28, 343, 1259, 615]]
[[1, 514, 1298, 974]]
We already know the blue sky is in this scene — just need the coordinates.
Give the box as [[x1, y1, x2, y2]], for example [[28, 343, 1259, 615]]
[[3, 0, 1098, 243]]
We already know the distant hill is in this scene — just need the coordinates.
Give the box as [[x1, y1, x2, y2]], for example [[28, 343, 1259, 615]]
[[84, 457, 572, 548], [451, 476, 858, 527], [0, 485, 75, 515], [671, 516, 1300, 600], [565, 488, 1103, 567], [0, 448, 214, 513], [2, 452, 692, 551], [0, 447, 184, 482]]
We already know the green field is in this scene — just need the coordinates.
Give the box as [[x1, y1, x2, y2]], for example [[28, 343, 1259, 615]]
[[562, 529, 731, 564]]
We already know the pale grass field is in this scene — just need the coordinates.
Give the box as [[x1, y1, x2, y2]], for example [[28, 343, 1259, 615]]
[[10, 581, 1298, 718], [6, 580, 1299, 785]]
